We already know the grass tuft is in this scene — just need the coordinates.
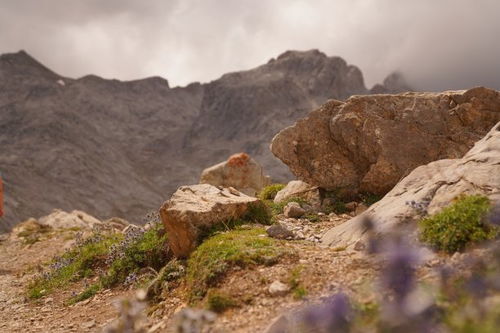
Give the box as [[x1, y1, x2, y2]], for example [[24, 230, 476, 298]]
[[258, 184, 286, 201], [67, 283, 100, 305], [419, 195, 496, 253], [206, 290, 238, 313]]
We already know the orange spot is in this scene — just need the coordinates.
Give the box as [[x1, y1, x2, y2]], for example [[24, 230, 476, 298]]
[[227, 153, 250, 167]]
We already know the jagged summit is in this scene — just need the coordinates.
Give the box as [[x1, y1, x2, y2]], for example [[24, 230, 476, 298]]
[[0, 50, 62, 80]]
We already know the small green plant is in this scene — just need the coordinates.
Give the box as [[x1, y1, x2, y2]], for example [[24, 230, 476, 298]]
[[243, 201, 272, 225], [187, 228, 287, 301], [101, 226, 169, 288], [419, 195, 496, 253], [258, 184, 286, 200], [304, 213, 320, 222], [288, 265, 307, 300], [146, 259, 186, 300], [206, 290, 238, 313], [67, 283, 100, 305], [323, 201, 348, 215]]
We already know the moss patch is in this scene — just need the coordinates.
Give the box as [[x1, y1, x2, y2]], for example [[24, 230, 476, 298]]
[[419, 195, 496, 253], [258, 184, 286, 201], [187, 228, 287, 301]]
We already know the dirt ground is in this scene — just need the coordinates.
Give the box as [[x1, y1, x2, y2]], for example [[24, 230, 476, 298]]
[[0, 215, 384, 332]]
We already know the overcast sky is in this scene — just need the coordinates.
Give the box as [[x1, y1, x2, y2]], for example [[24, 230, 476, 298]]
[[1, 0, 499, 90]]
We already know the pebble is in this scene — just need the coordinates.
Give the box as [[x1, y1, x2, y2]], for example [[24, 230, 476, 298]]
[[268, 280, 290, 296], [81, 319, 96, 329]]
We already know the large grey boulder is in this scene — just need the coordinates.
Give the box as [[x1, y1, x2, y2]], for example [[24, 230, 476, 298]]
[[159, 184, 261, 257], [321, 122, 500, 249], [200, 153, 270, 196], [271, 87, 500, 196]]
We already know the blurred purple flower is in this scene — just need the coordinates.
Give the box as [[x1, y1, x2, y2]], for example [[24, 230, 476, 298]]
[[301, 292, 352, 333], [488, 203, 500, 226], [381, 237, 419, 304]]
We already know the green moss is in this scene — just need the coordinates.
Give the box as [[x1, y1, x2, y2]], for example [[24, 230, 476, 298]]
[[67, 283, 100, 305], [101, 226, 169, 288], [206, 290, 238, 313], [258, 184, 286, 201], [266, 197, 309, 216], [187, 228, 286, 301], [288, 265, 307, 300], [293, 286, 308, 300], [197, 202, 273, 243], [243, 201, 272, 225], [419, 195, 496, 253], [28, 233, 121, 299]]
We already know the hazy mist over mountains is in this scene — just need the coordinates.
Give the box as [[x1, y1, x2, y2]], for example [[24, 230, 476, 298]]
[[1, 0, 500, 90]]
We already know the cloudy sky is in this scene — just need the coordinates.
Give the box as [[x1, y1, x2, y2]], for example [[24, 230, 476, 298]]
[[0, 0, 499, 90]]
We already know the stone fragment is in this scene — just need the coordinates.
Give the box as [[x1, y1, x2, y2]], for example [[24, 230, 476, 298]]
[[274, 180, 321, 208], [266, 224, 295, 239], [268, 280, 290, 296], [283, 202, 306, 218]]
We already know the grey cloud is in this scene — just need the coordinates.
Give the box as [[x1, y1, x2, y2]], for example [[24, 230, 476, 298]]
[[0, 0, 499, 90]]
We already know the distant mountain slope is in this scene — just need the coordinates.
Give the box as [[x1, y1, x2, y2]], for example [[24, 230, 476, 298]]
[[0, 49, 410, 231]]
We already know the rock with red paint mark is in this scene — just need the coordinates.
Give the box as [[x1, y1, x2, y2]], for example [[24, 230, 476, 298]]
[[200, 153, 270, 196]]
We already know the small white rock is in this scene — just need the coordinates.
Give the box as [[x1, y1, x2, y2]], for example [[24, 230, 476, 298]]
[[268, 280, 290, 296]]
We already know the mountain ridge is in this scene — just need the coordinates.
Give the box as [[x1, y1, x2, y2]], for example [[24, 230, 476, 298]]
[[0, 49, 411, 231]]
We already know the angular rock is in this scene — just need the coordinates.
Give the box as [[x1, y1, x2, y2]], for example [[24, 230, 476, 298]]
[[266, 223, 295, 239], [200, 153, 270, 196], [160, 184, 261, 257], [322, 122, 500, 249], [283, 202, 306, 218], [271, 87, 500, 196], [38, 209, 102, 230], [274, 180, 321, 208]]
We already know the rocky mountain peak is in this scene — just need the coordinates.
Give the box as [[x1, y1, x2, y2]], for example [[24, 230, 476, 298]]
[[370, 71, 413, 94], [0, 50, 61, 80]]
